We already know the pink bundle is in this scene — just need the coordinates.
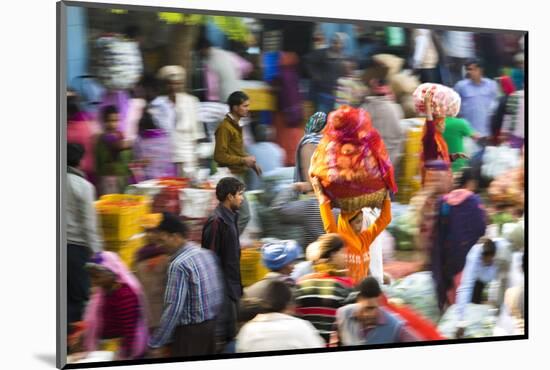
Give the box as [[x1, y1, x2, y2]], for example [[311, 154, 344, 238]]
[[413, 83, 461, 117]]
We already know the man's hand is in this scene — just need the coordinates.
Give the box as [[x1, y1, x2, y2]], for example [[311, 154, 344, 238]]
[[146, 347, 165, 359], [253, 163, 263, 176], [450, 152, 469, 161], [311, 177, 330, 204], [243, 156, 257, 168], [293, 182, 312, 193], [424, 89, 434, 120]]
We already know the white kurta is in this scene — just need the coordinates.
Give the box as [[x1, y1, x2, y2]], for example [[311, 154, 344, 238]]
[[236, 312, 325, 353], [150, 93, 206, 174]]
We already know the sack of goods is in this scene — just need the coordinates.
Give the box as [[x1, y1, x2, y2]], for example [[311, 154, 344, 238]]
[[309, 106, 397, 212], [92, 34, 143, 91], [413, 83, 461, 117]]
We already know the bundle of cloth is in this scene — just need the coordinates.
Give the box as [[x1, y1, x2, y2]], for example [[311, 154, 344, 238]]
[[412, 83, 461, 118], [92, 34, 143, 91], [309, 106, 397, 212]]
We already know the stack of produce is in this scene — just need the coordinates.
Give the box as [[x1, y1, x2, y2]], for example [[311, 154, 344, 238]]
[[152, 177, 190, 215], [309, 106, 397, 212], [397, 124, 423, 203], [95, 194, 151, 269], [437, 304, 498, 339], [240, 244, 270, 287]]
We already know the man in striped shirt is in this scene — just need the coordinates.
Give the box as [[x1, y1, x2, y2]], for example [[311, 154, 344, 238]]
[[148, 213, 224, 357], [295, 234, 356, 344]]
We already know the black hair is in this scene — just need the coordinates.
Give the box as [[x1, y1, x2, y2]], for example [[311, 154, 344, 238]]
[[481, 238, 497, 257], [349, 211, 363, 224], [102, 105, 119, 124], [357, 277, 382, 299], [318, 234, 345, 260], [252, 122, 268, 142], [238, 298, 266, 323], [464, 58, 483, 69], [156, 212, 189, 238], [196, 36, 212, 51], [67, 94, 81, 119], [261, 280, 293, 313], [67, 143, 85, 168], [124, 25, 141, 39], [138, 73, 160, 103], [215, 177, 245, 202], [458, 167, 476, 188], [227, 91, 250, 112], [138, 111, 158, 135]]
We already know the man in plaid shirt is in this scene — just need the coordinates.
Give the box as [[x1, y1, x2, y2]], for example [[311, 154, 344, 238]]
[[148, 213, 223, 357]]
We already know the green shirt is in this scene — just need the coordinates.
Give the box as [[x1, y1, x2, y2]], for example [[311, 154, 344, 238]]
[[443, 117, 475, 172]]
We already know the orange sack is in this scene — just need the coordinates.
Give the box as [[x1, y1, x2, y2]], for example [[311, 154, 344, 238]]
[[309, 106, 397, 212]]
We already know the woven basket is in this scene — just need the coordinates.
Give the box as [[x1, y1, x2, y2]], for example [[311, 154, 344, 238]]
[[331, 188, 388, 212]]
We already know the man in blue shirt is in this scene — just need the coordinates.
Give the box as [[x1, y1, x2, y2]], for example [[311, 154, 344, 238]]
[[455, 238, 510, 338], [454, 59, 498, 138], [148, 213, 224, 357]]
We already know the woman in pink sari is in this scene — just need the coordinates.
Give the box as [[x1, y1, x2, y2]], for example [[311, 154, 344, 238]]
[[82, 252, 148, 360]]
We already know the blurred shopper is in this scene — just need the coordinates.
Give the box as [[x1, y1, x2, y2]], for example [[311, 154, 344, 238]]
[[411, 29, 441, 83], [294, 112, 328, 184], [134, 214, 170, 334], [201, 177, 247, 352], [214, 91, 260, 232], [442, 31, 476, 85], [148, 213, 223, 357], [305, 33, 347, 113], [236, 280, 325, 352], [246, 123, 285, 190], [334, 277, 421, 345], [455, 238, 511, 338], [132, 110, 176, 181], [362, 78, 405, 170], [95, 105, 133, 195], [82, 252, 148, 360], [294, 234, 356, 343], [490, 76, 516, 146], [511, 52, 525, 91], [244, 240, 301, 300], [67, 143, 103, 327], [272, 181, 325, 249], [334, 60, 368, 108], [431, 168, 487, 312], [416, 160, 454, 269], [443, 116, 479, 173], [150, 65, 206, 177], [454, 59, 498, 138], [67, 93, 98, 184], [501, 89, 525, 149], [312, 176, 392, 283], [197, 37, 253, 103]]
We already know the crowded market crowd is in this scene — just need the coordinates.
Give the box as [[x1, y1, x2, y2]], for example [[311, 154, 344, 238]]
[[65, 11, 525, 363]]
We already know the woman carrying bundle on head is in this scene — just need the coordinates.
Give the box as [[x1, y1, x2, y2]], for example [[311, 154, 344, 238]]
[[309, 106, 396, 283]]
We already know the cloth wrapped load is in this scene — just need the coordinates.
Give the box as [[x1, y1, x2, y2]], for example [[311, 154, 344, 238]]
[[309, 106, 397, 212], [413, 83, 461, 117], [92, 34, 143, 90]]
